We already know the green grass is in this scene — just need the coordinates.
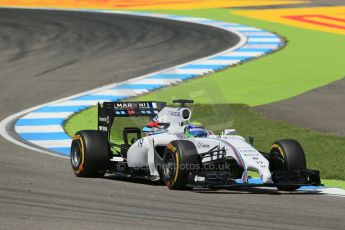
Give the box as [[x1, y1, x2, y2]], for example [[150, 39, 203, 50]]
[[130, 8, 345, 106], [323, 180, 345, 189], [65, 104, 345, 180]]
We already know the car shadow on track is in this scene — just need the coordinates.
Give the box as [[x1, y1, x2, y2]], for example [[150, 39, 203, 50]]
[[103, 175, 164, 186]]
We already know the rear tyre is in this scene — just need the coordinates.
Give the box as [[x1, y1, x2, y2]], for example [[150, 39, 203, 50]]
[[70, 130, 110, 177], [162, 140, 200, 190], [270, 139, 306, 191]]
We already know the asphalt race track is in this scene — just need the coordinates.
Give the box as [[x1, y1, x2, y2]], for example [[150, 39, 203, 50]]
[[0, 8, 344, 230]]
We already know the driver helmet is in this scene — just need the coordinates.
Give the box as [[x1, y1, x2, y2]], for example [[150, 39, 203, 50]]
[[185, 122, 208, 138]]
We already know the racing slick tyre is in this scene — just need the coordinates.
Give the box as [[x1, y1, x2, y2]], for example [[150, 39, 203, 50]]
[[70, 130, 110, 177], [269, 139, 307, 191], [162, 140, 200, 190]]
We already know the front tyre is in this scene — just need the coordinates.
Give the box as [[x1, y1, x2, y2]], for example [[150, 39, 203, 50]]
[[70, 130, 110, 177], [162, 140, 200, 190], [270, 139, 307, 191]]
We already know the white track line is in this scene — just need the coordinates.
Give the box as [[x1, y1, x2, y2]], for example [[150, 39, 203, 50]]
[[15, 125, 66, 133], [22, 112, 73, 119]]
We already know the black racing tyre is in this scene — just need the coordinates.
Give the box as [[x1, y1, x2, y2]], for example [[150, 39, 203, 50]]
[[70, 130, 110, 177], [270, 139, 307, 191], [162, 140, 200, 190]]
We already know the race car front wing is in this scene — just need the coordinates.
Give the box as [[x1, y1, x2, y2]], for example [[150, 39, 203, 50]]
[[186, 169, 321, 189]]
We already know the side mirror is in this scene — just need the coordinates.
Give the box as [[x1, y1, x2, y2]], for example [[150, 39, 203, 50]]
[[224, 129, 236, 135], [248, 136, 254, 146]]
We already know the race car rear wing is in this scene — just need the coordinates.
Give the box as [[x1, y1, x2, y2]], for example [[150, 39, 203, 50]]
[[97, 101, 166, 138]]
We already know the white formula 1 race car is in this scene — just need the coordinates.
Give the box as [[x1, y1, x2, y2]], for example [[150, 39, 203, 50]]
[[70, 100, 321, 190]]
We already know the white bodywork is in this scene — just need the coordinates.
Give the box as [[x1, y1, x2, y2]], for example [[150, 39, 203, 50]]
[[124, 106, 273, 183]]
